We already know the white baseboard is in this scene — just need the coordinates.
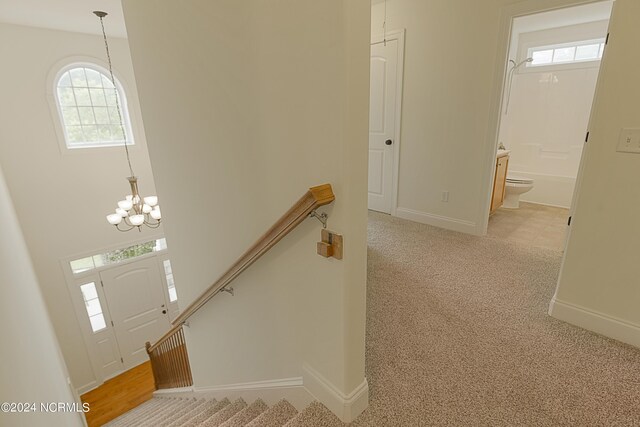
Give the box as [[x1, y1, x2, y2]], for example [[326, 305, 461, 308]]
[[395, 207, 478, 235], [76, 380, 99, 396], [549, 297, 640, 348], [302, 364, 369, 423], [190, 377, 314, 411]]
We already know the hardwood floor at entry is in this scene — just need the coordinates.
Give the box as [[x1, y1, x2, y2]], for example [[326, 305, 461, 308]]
[[81, 361, 155, 427]]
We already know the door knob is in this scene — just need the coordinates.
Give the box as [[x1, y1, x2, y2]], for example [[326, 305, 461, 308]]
[[385, 139, 393, 145], [162, 310, 167, 314]]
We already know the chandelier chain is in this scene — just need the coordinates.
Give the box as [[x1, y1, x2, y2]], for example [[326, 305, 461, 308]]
[[97, 15, 135, 178]]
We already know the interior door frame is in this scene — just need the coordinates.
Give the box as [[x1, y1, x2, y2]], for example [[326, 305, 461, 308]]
[[478, 0, 612, 236], [370, 29, 405, 216]]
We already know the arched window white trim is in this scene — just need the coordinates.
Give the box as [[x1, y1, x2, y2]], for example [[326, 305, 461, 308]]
[[49, 59, 135, 150]]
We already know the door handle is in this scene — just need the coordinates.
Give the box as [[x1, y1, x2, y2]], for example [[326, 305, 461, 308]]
[[385, 139, 393, 146], [162, 310, 167, 314]]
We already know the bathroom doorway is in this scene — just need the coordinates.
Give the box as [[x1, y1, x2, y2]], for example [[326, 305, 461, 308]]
[[487, 1, 613, 251]]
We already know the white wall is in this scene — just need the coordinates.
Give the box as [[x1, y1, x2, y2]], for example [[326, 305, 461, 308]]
[[0, 164, 84, 427], [551, 0, 640, 348], [370, 0, 614, 234], [122, 0, 370, 421], [500, 21, 609, 208], [0, 23, 160, 392]]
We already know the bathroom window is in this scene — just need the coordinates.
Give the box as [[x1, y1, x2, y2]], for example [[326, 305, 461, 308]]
[[527, 38, 605, 67], [55, 64, 134, 149]]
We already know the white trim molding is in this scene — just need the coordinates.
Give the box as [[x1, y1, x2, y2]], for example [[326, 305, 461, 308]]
[[395, 207, 479, 235], [191, 377, 314, 411], [302, 364, 369, 423], [549, 297, 640, 348]]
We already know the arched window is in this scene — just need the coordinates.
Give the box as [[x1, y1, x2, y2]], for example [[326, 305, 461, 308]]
[[55, 64, 134, 149]]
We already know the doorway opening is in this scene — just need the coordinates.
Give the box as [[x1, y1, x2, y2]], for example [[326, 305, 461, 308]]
[[487, 1, 613, 251]]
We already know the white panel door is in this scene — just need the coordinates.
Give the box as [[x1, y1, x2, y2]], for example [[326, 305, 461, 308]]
[[369, 39, 399, 214], [100, 258, 171, 370]]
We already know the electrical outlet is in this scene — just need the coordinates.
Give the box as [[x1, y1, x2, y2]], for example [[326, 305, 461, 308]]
[[441, 191, 449, 202], [617, 128, 640, 153]]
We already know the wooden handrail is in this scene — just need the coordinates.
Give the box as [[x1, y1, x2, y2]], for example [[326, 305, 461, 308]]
[[147, 184, 335, 353]]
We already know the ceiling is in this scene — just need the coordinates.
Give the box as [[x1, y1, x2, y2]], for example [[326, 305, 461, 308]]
[[0, 0, 127, 38]]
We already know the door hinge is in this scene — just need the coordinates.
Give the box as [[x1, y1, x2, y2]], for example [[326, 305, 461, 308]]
[[585, 131, 590, 143], [121, 357, 123, 363], [605, 32, 610, 45], [111, 320, 114, 327], [568, 216, 572, 226], [100, 280, 104, 287]]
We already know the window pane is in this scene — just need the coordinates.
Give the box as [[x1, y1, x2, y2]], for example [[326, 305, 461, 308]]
[[101, 75, 115, 89], [80, 282, 99, 300], [110, 125, 125, 141], [85, 68, 103, 88], [82, 125, 99, 142], [85, 298, 102, 316], [58, 72, 72, 87], [69, 68, 87, 87], [163, 259, 172, 275], [89, 314, 107, 332], [73, 88, 91, 106], [66, 126, 85, 144], [168, 287, 178, 303], [575, 44, 600, 61], [71, 257, 95, 274], [531, 49, 553, 65], [90, 88, 107, 106], [156, 238, 168, 251], [62, 107, 81, 126], [599, 43, 605, 58], [93, 107, 110, 124], [57, 88, 76, 106], [552, 47, 576, 63], [104, 88, 118, 105], [78, 107, 96, 125]]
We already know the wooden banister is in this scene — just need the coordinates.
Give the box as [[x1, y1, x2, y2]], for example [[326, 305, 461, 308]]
[[147, 184, 335, 359]]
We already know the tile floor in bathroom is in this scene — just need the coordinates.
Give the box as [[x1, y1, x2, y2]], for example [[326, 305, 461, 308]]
[[487, 202, 569, 251]]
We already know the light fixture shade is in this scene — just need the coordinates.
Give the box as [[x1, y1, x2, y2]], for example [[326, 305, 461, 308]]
[[150, 207, 161, 220], [144, 196, 158, 207], [130, 214, 145, 226], [106, 213, 123, 225], [125, 195, 133, 201], [142, 204, 153, 213], [116, 208, 129, 217], [118, 199, 133, 210]]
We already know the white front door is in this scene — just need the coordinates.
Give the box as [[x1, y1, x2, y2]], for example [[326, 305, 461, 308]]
[[368, 39, 399, 214], [100, 258, 171, 370]]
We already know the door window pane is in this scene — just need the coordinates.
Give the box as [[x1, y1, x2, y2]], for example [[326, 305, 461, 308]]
[[80, 282, 107, 333], [163, 260, 178, 303]]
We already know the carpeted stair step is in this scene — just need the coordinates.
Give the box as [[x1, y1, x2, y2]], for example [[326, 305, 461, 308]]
[[158, 398, 206, 426], [165, 398, 210, 427], [182, 398, 229, 427], [138, 397, 195, 427], [245, 399, 298, 427], [218, 398, 269, 427], [117, 397, 183, 427], [106, 397, 167, 426], [283, 401, 345, 427], [201, 398, 247, 426]]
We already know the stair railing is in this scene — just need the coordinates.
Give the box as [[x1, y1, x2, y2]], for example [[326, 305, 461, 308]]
[[146, 184, 335, 389]]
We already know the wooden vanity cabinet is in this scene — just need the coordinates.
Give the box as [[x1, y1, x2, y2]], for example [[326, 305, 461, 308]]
[[490, 154, 509, 214]]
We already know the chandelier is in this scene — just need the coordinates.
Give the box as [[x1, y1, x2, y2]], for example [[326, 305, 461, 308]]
[[95, 11, 162, 232]]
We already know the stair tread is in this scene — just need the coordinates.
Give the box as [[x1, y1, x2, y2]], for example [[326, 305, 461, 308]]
[[138, 398, 195, 427], [181, 398, 230, 427], [159, 398, 206, 426], [165, 399, 211, 427], [218, 399, 269, 427], [283, 402, 345, 427], [201, 398, 247, 426], [245, 399, 298, 427]]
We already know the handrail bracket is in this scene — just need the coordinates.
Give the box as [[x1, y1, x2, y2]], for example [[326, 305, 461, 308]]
[[220, 286, 235, 296], [309, 210, 328, 229]]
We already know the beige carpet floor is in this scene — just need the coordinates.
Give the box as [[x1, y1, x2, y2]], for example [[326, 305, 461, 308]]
[[352, 212, 640, 426]]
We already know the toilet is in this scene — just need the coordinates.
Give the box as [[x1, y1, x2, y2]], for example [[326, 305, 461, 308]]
[[503, 175, 534, 209]]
